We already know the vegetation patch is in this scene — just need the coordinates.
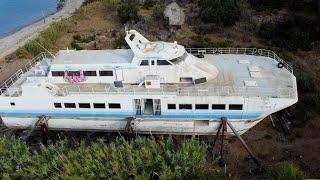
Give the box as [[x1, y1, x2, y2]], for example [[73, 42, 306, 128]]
[[0, 137, 218, 179], [15, 21, 69, 58], [199, 0, 240, 26], [117, 0, 140, 23], [268, 161, 304, 180], [258, 16, 320, 51]]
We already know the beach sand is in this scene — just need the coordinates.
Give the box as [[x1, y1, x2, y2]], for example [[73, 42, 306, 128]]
[[0, 0, 84, 59]]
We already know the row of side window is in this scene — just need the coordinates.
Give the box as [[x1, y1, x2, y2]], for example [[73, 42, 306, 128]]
[[51, 71, 113, 77], [167, 104, 243, 110], [54, 103, 121, 109]]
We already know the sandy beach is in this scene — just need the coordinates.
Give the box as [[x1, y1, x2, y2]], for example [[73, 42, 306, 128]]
[[0, 0, 84, 59]]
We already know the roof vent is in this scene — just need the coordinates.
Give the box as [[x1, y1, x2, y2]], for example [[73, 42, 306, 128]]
[[248, 66, 261, 78], [244, 80, 257, 87], [238, 60, 250, 64]]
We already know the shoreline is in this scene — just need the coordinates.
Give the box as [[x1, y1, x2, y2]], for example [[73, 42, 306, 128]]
[[0, 0, 84, 59], [0, 11, 56, 39]]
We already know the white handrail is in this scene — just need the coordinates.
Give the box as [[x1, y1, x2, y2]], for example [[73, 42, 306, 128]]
[[57, 84, 295, 99], [0, 52, 53, 95], [185, 48, 293, 73]]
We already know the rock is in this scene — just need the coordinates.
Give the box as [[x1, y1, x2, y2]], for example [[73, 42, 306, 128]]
[[164, 2, 185, 26]]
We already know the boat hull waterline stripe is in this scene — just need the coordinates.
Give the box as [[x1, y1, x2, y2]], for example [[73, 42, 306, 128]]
[[0, 110, 262, 119]]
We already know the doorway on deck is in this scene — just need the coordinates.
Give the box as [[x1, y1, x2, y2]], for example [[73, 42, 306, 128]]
[[143, 99, 154, 115]]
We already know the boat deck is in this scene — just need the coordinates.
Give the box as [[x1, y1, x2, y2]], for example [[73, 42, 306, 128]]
[[56, 54, 296, 98]]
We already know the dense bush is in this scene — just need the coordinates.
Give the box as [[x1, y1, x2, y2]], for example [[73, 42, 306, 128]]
[[248, 0, 287, 11], [0, 137, 217, 179], [15, 21, 68, 58], [268, 162, 304, 180], [142, 0, 157, 9], [249, 0, 319, 12], [192, 35, 214, 48], [199, 0, 240, 26], [117, 0, 140, 23], [258, 16, 320, 51]]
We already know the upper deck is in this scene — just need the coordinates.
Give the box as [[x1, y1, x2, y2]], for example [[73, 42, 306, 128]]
[[53, 48, 296, 99], [0, 46, 297, 99]]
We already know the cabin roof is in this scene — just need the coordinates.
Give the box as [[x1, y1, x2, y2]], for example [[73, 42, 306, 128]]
[[52, 49, 134, 65]]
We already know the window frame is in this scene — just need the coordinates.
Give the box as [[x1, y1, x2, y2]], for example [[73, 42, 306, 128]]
[[195, 104, 209, 110], [51, 71, 64, 77], [99, 71, 113, 76], [167, 104, 176, 110], [64, 103, 76, 108], [140, 60, 149, 66], [179, 104, 193, 110], [93, 103, 106, 109], [157, 60, 172, 66], [212, 104, 226, 110], [79, 103, 91, 109], [83, 71, 97, 76], [54, 103, 62, 108], [229, 104, 243, 110], [108, 103, 121, 109]]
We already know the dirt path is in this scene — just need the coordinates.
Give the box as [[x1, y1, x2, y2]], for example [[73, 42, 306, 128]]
[[0, 0, 84, 59]]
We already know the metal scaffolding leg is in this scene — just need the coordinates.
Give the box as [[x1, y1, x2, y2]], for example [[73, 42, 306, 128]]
[[212, 118, 228, 164], [224, 117, 264, 170]]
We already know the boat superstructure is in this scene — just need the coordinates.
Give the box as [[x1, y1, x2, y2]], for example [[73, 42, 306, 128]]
[[0, 30, 298, 135]]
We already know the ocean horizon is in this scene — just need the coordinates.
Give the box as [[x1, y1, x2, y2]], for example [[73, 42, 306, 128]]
[[0, 0, 58, 38]]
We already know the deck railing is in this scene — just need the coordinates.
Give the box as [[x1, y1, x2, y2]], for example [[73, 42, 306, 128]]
[[58, 84, 296, 99], [185, 48, 293, 73], [0, 52, 52, 95]]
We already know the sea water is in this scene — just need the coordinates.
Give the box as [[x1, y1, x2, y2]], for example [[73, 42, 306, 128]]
[[0, 0, 58, 37]]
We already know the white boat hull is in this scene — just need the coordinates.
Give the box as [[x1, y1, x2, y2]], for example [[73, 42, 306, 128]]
[[1, 116, 265, 135]]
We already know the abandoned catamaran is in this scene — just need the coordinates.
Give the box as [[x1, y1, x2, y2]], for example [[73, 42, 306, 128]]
[[0, 30, 298, 135]]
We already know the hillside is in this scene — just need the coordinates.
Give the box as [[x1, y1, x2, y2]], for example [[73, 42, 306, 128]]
[[0, 0, 319, 179]]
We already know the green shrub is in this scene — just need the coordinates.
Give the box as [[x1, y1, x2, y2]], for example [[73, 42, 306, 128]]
[[142, 0, 157, 9], [101, 0, 119, 11], [296, 72, 316, 93], [199, 0, 240, 26], [117, 0, 140, 23], [114, 33, 128, 48], [152, 4, 165, 20], [258, 16, 320, 51], [14, 21, 68, 58], [192, 35, 214, 48], [268, 162, 304, 180], [0, 137, 217, 179]]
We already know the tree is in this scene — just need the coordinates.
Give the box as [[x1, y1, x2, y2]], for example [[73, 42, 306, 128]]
[[200, 0, 240, 26], [117, 0, 140, 23]]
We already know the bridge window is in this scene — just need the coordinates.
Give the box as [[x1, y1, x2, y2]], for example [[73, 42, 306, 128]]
[[10, 102, 15, 106], [129, 34, 135, 41], [157, 60, 171, 65], [79, 103, 91, 109], [195, 104, 209, 110], [51, 71, 64, 77], [54, 103, 62, 108], [109, 103, 121, 109], [170, 52, 187, 64], [99, 71, 113, 76], [84, 71, 97, 76], [64, 103, 76, 108], [229, 104, 243, 110], [167, 104, 176, 109], [94, 103, 106, 109], [212, 104, 226, 110], [179, 104, 192, 110], [140, 60, 149, 66]]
